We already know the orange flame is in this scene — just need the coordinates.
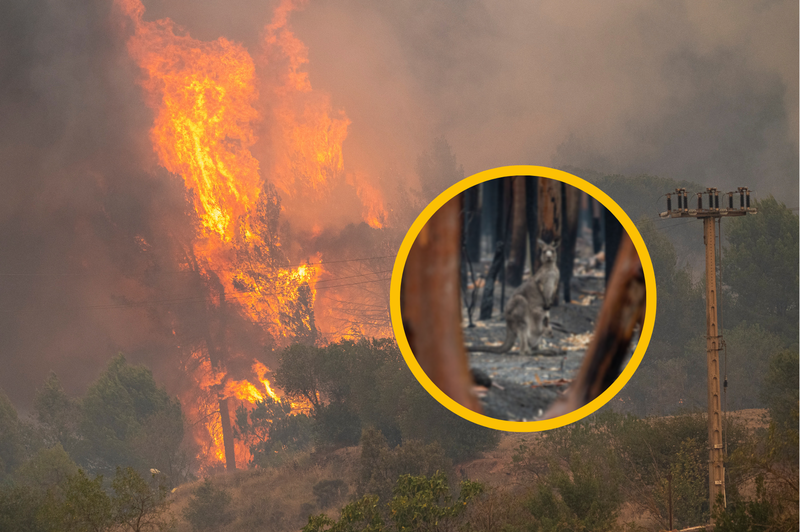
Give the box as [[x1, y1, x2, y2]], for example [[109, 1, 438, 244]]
[[261, 0, 350, 200], [116, 0, 387, 468]]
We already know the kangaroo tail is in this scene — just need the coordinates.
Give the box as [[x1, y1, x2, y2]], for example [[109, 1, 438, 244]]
[[466, 328, 515, 353]]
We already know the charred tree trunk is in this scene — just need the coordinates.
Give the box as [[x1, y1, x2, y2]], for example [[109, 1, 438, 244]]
[[543, 234, 645, 419], [464, 185, 481, 263], [218, 396, 236, 470], [537, 178, 562, 307], [526, 176, 539, 278], [499, 177, 512, 312], [604, 208, 624, 286], [202, 282, 237, 471], [481, 180, 499, 255], [401, 195, 482, 412], [537, 177, 562, 255], [560, 184, 581, 303], [590, 196, 603, 254], [479, 242, 504, 320], [506, 176, 527, 287], [479, 177, 511, 319]]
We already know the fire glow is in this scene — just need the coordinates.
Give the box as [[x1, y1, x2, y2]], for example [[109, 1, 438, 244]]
[[115, 0, 385, 470]]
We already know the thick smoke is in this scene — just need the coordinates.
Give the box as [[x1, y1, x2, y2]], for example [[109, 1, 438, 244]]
[[289, 1, 797, 201], [1, 0, 796, 406]]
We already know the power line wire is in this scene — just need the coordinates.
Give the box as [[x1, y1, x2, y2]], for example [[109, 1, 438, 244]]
[[0, 275, 391, 314], [0, 254, 396, 278]]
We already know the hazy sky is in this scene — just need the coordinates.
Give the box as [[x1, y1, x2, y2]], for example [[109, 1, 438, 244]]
[[0, 0, 796, 406]]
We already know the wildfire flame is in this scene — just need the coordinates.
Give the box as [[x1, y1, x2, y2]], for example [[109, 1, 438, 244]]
[[116, 0, 388, 469]]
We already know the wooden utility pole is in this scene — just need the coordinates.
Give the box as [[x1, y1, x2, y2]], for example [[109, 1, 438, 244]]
[[660, 186, 756, 520]]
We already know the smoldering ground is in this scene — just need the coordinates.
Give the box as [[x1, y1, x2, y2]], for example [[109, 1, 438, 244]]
[[0, 0, 796, 407]]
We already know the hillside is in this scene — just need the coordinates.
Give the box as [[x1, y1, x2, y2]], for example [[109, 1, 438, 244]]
[[165, 409, 771, 532]]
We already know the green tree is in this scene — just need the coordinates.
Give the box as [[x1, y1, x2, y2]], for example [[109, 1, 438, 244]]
[[525, 450, 624, 532], [112, 466, 173, 532], [14, 444, 78, 493], [724, 196, 799, 339], [234, 396, 313, 467], [636, 216, 703, 338], [58, 469, 114, 532], [303, 494, 382, 532], [356, 428, 451, 506], [314, 401, 363, 449], [78, 354, 184, 477], [726, 419, 799, 529], [397, 385, 500, 463], [389, 472, 483, 531], [2, 446, 76, 531], [713, 477, 782, 532], [280, 282, 319, 344], [760, 349, 799, 430], [129, 403, 191, 488], [33, 372, 80, 456], [682, 322, 786, 412], [303, 472, 483, 532], [0, 389, 26, 483], [182, 478, 234, 532], [273, 343, 326, 412], [524, 410, 750, 530], [0, 484, 58, 532]]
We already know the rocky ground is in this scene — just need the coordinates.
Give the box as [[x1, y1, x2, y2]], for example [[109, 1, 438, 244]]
[[462, 238, 623, 422]]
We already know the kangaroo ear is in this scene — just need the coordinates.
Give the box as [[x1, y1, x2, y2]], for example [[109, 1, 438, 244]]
[[554, 238, 561, 249], [537, 238, 545, 247]]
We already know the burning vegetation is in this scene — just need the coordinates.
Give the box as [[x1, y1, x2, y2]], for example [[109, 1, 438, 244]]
[[111, 0, 393, 471]]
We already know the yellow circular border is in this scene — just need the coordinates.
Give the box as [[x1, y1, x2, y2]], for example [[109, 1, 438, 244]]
[[390, 165, 657, 432]]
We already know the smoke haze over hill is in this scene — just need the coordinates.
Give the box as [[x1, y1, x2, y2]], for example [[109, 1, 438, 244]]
[[0, 0, 796, 407]]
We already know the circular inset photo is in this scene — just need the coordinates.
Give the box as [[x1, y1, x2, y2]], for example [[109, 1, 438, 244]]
[[390, 166, 656, 431]]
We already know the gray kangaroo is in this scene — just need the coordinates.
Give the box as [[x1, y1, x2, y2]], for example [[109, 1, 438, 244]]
[[467, 240, 559, 354], [533, 238, 560, 309]]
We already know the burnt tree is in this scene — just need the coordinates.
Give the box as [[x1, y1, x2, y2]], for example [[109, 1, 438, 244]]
[[604, 208, 624, 286], [537, 177, 562, 266], [401, 195, 482, 413], [479, 177, 512, 320], [560, 184, 581, 303], [505, 176, 528, 287], [536, 177, 562, 309], [525, 176, 539, 279], [590, 196, 604, 254], [463, 185, 481, 262]]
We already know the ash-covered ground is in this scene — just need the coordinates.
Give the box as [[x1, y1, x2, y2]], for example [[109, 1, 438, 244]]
[[462, 236, 610, 422]]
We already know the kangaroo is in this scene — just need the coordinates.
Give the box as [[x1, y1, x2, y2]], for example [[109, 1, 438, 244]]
[[533, 238, 560, 309], [467, 240, 559, 355]]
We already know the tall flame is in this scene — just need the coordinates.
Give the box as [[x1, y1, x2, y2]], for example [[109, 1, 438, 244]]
[[117, 0, 323, 332], [261, 1, 350, 200], [116, 0, 388, 468]]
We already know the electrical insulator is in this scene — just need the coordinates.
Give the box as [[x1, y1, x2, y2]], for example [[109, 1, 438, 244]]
[[745, 188, 751, 209], [728, 192, 733, 210], [667, 193, 672, 212], [697, 193, 703, 210]]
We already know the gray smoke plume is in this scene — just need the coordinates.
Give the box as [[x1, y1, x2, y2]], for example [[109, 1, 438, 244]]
[[0, 0, 796, 407]]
